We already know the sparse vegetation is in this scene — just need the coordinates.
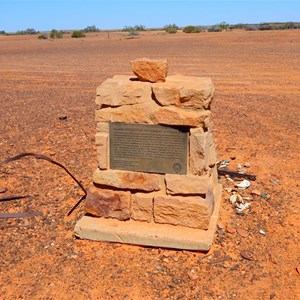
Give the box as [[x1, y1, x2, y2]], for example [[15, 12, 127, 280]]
[[71, 30, 85, 38], [0, 30, 5, 35], [207, 25, 222, 32], [49, 29, 63, 39], [38, 33, 48, 39], [164, 24, 178, 34], [16, 28, 38, 35], [183, 25, 201, 33], [83, 25, 99, 32]]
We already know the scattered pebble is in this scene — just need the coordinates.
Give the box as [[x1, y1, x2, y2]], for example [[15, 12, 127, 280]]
[[237, 228, 249, 238], [59, 115, 68, 120], [259, 229, 266, 235], [270, 178, 280, 185], [240, 250, 255, 261], [235, 180, 251, 189], [261, 193, 271, 200], [251, 189, 261, 196], [244, 162, 251, 168], [296, 266, 300, 274], [188, 270, 198, 280], [226, 226, 235, 234]]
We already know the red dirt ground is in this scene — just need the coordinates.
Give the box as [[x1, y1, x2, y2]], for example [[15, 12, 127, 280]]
[[0, 30, 299, 299]]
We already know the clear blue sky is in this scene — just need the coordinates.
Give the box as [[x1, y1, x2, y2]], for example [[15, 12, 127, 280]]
[[1, 0, 299, 32]]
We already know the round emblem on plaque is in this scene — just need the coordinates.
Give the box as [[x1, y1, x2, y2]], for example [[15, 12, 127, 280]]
[[172, 162, 182, 174]]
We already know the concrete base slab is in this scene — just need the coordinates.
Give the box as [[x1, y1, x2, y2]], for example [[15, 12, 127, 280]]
[[75, 183, 222, 251]]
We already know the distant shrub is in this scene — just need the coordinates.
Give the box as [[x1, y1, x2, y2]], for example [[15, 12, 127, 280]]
[[71, 30, 85, 38], [134, 25, 145, 31], [84, 25, 99, 32], [49, 29, 63, 39], [245, 24, 258, 31], [208, 26, 222, 32], [164, 24, 178, 34], [0, 30, 5, 35], [16, 28, 38, 35], [183, 25, 201, 33], [38, 33, 48, 39], [258, 23, 274, 30]]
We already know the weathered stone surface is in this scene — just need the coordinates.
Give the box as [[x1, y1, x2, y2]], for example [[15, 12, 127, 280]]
[[95, 103, 154, 124], [96, 122, 109, 133], [152, 84, 180, 106], [165, 173, 210, 195], [131, 193, 153, 222], [96, 75, 152, 107], [152, 107, 210, 127], [152, 75, 214, 109], [93, 169, 160, 192], [207, 143, 217, 168], [189, 130, 207, 175], [131, 58, 168, 83], [95, 133, 108, 169], [84, 186, 131, 220], [154, 195, 212, 229], [75, 183, 222, 250]]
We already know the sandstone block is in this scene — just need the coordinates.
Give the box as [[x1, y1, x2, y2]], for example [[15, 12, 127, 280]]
[[95, 133, 108, 169], [95, 103, 154, 124], [96, 122, 109, 133], [131, 193, 153, 222], [131, 58, 168, 83], [152, 107, 210, 127], [165, 173, 210, 195], [207, 143, 217, 168], [153, 195, 212, 229], [96, 75, 152, 107], [152, 75, 214, 109], [93, 169, 160, 192], [189, 131, 207, 175], [151, 84, 180, 106], [84, 186, 131, 220]]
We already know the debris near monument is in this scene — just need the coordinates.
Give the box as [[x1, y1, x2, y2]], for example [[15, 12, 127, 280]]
[[75, 58, 222, 251]]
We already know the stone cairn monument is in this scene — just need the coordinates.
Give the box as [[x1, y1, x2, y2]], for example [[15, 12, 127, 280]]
[[75, 58, 222, 251]]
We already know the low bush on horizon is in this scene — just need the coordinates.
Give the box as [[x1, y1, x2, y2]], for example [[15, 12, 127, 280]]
[[207, 25, 222, 32], [164, 24, 178, 34], [83, 25, 99, 32], [16, 28, 38, 35], [183, 25, 202, 33], [49, 29, 63, 39], [71, 30, 85, 38], [38, 33, 48, 39]]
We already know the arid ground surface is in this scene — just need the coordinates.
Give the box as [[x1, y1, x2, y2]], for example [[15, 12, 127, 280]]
[[0, 30, 299, 299]]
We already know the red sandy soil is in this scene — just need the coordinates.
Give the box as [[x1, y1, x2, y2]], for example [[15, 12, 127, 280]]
[[0, 30, 299, 299]]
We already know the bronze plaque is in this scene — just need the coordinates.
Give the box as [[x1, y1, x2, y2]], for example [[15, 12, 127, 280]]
[[109, 123, 188, 174]]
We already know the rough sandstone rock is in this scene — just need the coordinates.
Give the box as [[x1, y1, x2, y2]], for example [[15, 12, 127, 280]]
[[96, 75, 152, 107], [131, 193, 153, 222], [165, 173, 210, 195], [153, 195, 212, 229], [93, 169, 160, 192], [84, 186, 131, 220], [152, 107, 210, 127], [131, 58, 168, 83], [95, 133, 108, 170], [190, 130, 212, 175], [152, 75, 214, 109], [95, 103, 154, 124], [96, 122, 109, 133]]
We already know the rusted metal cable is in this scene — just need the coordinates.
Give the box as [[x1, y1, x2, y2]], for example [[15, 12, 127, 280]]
[[0, 152, 87, 216], [0, 195, 33, 202]]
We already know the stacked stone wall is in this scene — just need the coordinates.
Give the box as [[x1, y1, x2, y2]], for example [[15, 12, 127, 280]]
[[84, 69, 218, 230]]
